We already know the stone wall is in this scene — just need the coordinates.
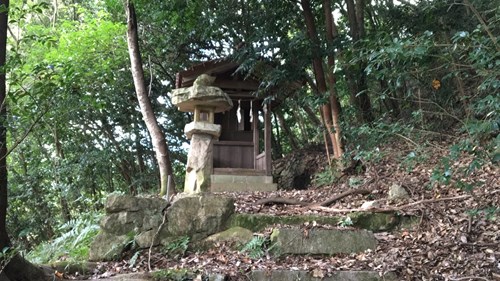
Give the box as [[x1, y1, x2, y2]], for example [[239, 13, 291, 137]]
[[89, 194, 234, 261]]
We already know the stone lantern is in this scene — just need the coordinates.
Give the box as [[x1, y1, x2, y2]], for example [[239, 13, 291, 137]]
[[171, 74, 233, 194]]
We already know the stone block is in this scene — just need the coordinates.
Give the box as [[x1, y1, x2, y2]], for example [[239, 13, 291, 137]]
[[89, 232, 131, 261], [100, 212, 142, 236], [250, 270, 396, 281], [201, 227, 254, 249], [271, 228, 377, 255], [105, 194, 168, 214], [166, 194, 234, 241], [211, 183, 277, 192]]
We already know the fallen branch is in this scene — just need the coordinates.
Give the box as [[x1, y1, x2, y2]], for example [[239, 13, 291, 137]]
[[254, 188, 371, 207], [254, 197, 309, 206], [311, 194, 472, 213], [449, 276, 491, 281], [316, 189, 371, 207]]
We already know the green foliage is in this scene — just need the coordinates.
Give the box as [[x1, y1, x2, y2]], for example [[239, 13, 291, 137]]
[[163, 236, 190, 258], [6, 0, 188, 252], [27, 213, 101, 264], [312, 168, 337, 187], [348, 177, 364, 188], [338, 217, 354, 228], [400, 150, 428, 173], [430, 137, 490, 191], [240, 235, 275, 259], [128, 251, 140, 269], [152, 268, 191, 281], [3, 0, 499, 264], [467, 207, 499, 221]]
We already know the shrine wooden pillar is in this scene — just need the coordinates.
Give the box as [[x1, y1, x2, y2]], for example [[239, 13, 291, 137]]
[[264, 103, 272, 176], [252, 100, 260, 169]]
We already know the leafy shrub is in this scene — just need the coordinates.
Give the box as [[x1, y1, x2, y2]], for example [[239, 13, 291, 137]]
[[27, 212, 101, 264], [312, 168, 337, 187]]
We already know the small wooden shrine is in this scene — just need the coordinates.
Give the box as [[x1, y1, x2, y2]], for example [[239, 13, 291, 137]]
[[175, 60, 276, 191]]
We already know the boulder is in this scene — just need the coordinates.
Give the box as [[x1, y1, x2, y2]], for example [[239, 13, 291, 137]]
[[166, 194, 234, 241], [360, 200, 381, 210], [273, 145, 326, 190], [91, 194, 235, 261], [100, 212, 142, 236], [105, 194, 168, 214], [202, 227, 253, 249], [135, 230, 160, 248], [89, 232, 131, 261]]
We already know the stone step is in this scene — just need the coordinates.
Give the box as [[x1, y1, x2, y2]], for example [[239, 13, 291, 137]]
[[211, 174, 274, 184], [211, 174, 277, 192], [227, 212, 417, 233], [89, 270, 396, 281], [213, 168, 267, 176], [250, 270, 396, 281], [211, 182, 278, 192], [271, 228, 377, 255]]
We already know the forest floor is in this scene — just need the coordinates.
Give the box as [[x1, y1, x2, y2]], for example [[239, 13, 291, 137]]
[[69, 138, 499, 280]]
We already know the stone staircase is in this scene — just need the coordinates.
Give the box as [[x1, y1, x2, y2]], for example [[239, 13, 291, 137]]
[[86, 194, 414, 281]]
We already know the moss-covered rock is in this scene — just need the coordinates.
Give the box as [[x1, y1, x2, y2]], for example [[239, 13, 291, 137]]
[[250, 270, 397, 281], [227, 212, 404, 232], [199, 226, 253, 250], [227, 214, 341, 231], [48, 261, 98, 275], [348, 212, 399, 231], [271, 228, 377, 255], [166, 194, 234, 241], [89, 232, 132, 261]]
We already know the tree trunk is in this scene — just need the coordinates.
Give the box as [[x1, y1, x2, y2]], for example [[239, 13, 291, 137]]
[[0, 2, 51, 280], [275, 110, 300, 150], [271, 112, 283, 158], [126, 1, 175, 196], [300, 0, 341, 159], [53, 127, 72, 222], [0, 0, 9, 254], [345, 0, 374, 123], [135, 136, 150, 192], [323, 0, 343, 158], [302, 103, 322, 127], [100, 119, 135, 191]]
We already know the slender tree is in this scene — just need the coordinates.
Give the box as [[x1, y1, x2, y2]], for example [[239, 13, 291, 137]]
[[323, 0, 343, 157], [0, 1, 50, 280], [345, 0, 374, 123], [126, 0, 176, 197], [300, 0, 343, 159], [0, 0, 9, 258]]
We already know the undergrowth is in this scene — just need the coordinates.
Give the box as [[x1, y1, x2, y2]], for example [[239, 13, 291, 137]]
[[241, 235, 275, 259], [27, 212, 102, 264]]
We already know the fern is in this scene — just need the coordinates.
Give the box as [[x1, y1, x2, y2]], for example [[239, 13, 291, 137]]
[[28, 212, 102, 264], [241, 236, 267, 259]]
